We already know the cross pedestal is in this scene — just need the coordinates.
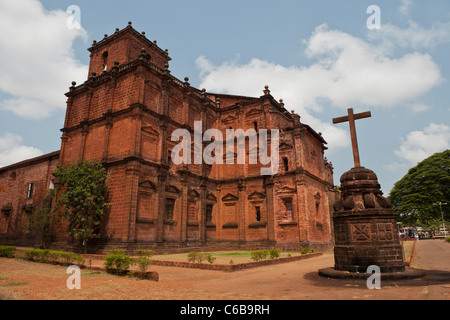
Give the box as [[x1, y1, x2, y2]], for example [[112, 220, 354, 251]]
[[318, 108, 425, 280]]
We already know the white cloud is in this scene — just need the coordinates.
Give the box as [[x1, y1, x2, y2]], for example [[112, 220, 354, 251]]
[[395, 123, 450, 164], [0, 132, 43, 167], [411, 103, 432, 114], [399, 0, 413, 16], [196, 24, 442, 153], [369, 20, 450, 50], [0, 0, 88, 119]]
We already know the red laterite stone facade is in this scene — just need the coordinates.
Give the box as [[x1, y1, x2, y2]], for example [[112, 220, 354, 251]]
[[0, 24, 336, 253]]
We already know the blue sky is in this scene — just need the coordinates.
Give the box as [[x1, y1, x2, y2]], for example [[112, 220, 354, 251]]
[[0, 0, 449, 195]]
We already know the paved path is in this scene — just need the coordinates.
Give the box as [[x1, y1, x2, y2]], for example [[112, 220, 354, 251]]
[[180, 240, 450, 300], [410, 239, 450, 300]]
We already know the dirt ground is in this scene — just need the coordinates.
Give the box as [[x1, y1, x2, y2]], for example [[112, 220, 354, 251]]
[[1, 240, 449, 301]]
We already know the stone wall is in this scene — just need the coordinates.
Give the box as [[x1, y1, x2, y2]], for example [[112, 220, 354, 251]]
[[0, 151, 60, 244]]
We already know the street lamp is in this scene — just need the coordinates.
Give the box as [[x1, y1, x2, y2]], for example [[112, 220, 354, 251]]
[[433, 202, 448, 236]]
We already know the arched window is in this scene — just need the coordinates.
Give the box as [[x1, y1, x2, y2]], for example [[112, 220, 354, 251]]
[[102, 51, 109, 71]]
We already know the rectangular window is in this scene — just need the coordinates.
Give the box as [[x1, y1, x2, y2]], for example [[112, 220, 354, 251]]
[[255, 206, 261, 222], [167, 150, 172, 166], [283, 157, 289, 171], [206, 204, 213, 223], [165, 198, 175, 221], [284, 199, 293, 220], [27, 183, 34, 199]]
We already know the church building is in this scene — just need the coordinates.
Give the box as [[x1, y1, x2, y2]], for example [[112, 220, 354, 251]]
[[0, 23, 336, 253]]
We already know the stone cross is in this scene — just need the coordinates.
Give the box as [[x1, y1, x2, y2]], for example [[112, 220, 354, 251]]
[[332, 108, 371, 167]]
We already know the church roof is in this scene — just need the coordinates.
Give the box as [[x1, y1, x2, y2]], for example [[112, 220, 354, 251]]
[[0, 150, 60, 172]]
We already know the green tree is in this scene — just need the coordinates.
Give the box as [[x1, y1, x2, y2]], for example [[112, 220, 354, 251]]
[[51, 159, 110, 252], [26, 203, 56, 249], [389, 150, 450, 225]]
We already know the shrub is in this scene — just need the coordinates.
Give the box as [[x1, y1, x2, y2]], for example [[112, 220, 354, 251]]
[[59, 251, 74, 265], [205, 253, 216, 264], [187, 252, 205, 263], [46, 250, 62, 264], [22, 249, 50, 262], [446, 236, 450, 243], [64, 252, 85, 267], [22, 249, 41, 261], [187, 251, 198, 263], [187, 252, 216, 264], [250, 250, 269, 261], [269, 249, 280, 259], [136, 249, 155, 257], [134, 249, 155, 274], [0, 246, 16, 258], [104, 250, 133, 275], [300, 248, 309, 255], [108, 249, 127, 255], [196, 253, 205, 263]]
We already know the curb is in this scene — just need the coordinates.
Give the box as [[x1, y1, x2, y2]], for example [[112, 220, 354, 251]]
[[318, 266, 426, 280], [404, 240, 417, 266]]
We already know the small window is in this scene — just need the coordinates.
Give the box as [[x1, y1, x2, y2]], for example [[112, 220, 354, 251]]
[[167, 150, 172, 166], [283, 157, 289, 171], [165, 198, 175, 221], [49, 179, 55, 190], [102, 51, 109, 71], [255, 206, 261, 222], [27, 183, 34, 199], [284, 199, 293, 220], [206, 204, 213, 223]]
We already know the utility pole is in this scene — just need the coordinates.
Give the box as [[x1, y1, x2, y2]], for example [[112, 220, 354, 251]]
[[433, 202, 448, 236]]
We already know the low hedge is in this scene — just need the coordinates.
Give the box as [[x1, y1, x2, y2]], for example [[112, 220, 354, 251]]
[[250, 249, 282, 261], [0, 245, 16, 258], [300, 248, 316, 254], [250, 250, 269, 261], [104, 249, 157, 277], [104, 249, 134, 275], [187, 252, 216, 264], [21, 249, 85, 267]]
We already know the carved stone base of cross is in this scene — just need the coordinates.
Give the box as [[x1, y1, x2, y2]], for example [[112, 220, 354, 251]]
[[332, 108, 371, 168]]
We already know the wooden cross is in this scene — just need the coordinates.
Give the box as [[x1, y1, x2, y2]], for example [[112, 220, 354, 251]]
[[332, 108, 371, 167]]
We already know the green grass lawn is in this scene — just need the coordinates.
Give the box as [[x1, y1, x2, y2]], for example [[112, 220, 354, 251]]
[[152, 250, 306, 264]]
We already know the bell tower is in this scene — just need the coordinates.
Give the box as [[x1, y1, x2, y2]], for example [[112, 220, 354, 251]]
[[61, 22, 173, 165], [87, 21, 171, 77]]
